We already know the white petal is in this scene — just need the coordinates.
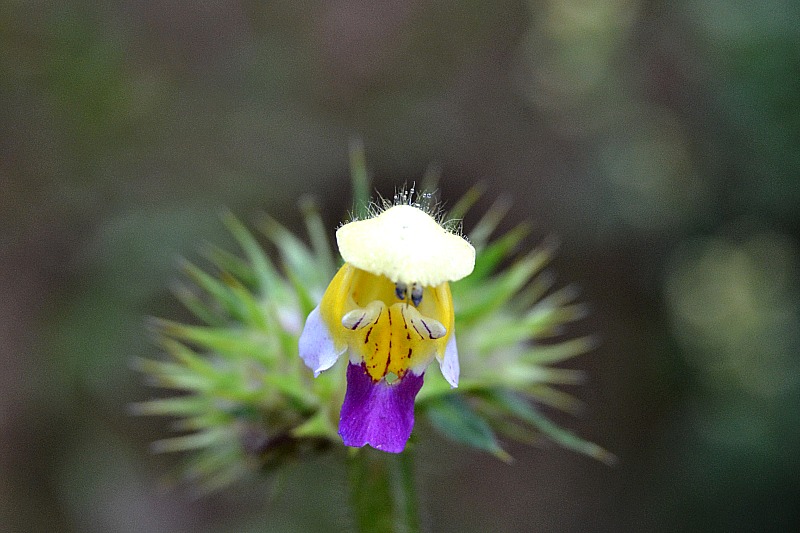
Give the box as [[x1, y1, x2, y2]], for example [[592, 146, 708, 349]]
[[298, 305, 345, 376], [438, 332, 460, 388]]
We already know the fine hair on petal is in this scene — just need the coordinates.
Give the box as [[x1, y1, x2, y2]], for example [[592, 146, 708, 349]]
[[347, 182, 465, 238]]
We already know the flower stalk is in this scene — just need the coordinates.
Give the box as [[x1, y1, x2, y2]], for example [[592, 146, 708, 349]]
[[347, 448, 421, 533]]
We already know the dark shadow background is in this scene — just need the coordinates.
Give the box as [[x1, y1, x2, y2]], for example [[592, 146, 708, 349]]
[[2, 1, 798, 531]]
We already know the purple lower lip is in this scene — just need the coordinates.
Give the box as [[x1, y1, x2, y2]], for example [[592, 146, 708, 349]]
[[338, 362, 425, 453]]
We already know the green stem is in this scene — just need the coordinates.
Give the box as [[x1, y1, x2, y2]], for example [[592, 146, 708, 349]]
[[347, 448, 422, 533]]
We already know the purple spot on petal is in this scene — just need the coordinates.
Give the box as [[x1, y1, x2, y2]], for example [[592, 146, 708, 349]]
[[338, 363, 424, 453]]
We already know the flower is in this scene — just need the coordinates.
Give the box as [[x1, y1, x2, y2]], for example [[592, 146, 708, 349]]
[[132, 157, 614, 492], [299, 203, 475, 452]]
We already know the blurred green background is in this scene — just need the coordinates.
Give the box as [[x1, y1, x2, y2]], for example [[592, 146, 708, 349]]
[[2, 1, 798, 531]]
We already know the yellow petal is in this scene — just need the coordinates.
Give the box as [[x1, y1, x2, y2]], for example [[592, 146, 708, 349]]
[[318, 263, 457, 381], [336, 204, 475, 286]]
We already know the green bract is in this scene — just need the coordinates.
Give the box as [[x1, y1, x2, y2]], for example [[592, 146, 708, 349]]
[[133, 174, 613, 492]]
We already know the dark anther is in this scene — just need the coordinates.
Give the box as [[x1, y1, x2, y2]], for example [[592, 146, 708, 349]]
[[410, 283, 423, 307], [395, 282, 407, 301]]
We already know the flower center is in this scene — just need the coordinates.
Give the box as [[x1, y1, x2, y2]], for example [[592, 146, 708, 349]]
[[335, 266, 452, 382]]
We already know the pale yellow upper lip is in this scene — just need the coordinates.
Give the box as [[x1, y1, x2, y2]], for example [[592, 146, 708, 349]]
[[336, 204, 475, 287]]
